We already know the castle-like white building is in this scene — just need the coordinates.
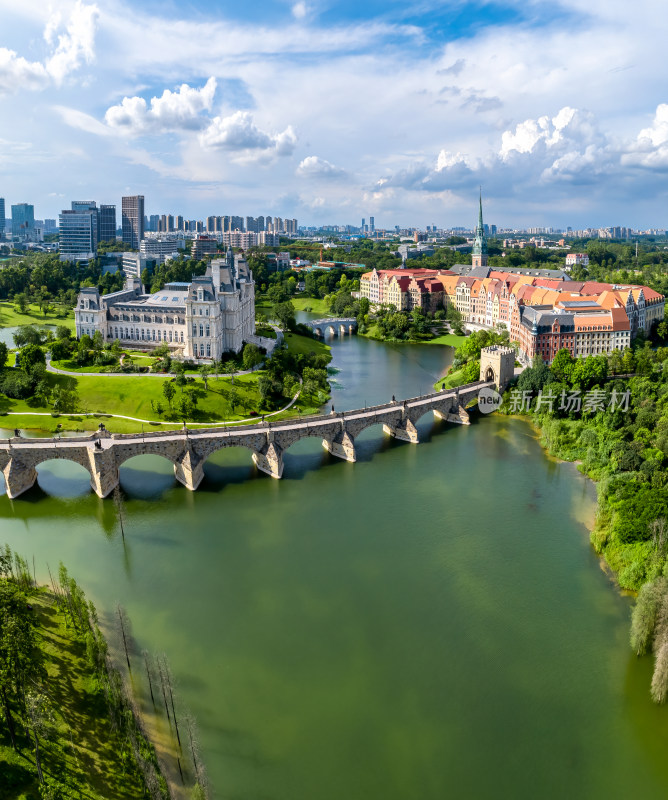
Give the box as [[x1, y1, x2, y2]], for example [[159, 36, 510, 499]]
[[75, 249, 256, 360]]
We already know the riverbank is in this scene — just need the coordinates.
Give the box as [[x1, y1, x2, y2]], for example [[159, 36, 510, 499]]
[[0, 568, 167, 797]]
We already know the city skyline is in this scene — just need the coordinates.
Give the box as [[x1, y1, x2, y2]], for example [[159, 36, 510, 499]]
[[1, 0, 668, 228]]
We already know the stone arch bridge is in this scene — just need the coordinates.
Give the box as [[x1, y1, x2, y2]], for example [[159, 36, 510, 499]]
[[0, 346, 514, 500], [303, 318, 357, 337], [0, 381, 494, 499]]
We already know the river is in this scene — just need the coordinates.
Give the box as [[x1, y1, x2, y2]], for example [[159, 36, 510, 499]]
[[1, 324, 668, 798]]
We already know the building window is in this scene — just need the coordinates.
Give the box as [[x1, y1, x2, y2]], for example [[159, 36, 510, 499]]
[[192, 323, 197, 336], [200, 344, 204, 357], [180, 331, 184, 343], [205, 324, 210, 337], [152, 330, 156, 341], [169, 331, 173, 342], [163, 331, 167, 342], [158, 330, 161, 341], [141, 329, 144, 340], [199, 324, 204, 337], [205, 308, 209, 316], [206, 343, 211, 357]]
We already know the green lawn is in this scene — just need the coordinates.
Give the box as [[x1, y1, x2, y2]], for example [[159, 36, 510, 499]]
[[0, 301, 75, 330], [0, 591, 147, 798], [284, 331, 332, 359], [291, 296, 330, 314], [257, 296, 331, 315], [425, 332, 468, 347], [433, 367, 468, 391], [0, 366, 323, 434]]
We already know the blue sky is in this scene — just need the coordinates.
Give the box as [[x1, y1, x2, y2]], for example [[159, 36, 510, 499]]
[[1, 0, 667, 229]]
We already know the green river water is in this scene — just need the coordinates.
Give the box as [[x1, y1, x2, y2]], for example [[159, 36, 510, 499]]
[[2, 331, 668, 798]]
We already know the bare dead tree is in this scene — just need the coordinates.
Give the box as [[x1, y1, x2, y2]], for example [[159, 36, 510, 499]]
[[117, 605, 132, 672], [142, 650, 155, 705], [113, 484, 126, 540], [161, 655, 181, 748], [157, 656, 171, 723]]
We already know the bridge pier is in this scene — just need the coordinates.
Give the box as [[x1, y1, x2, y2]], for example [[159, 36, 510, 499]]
[[253, 442, 284, 479], [383, 417, 419, 443], [173, 446, 205, 491], [323, 431, 356, 462], [88, 447, 119, 498], [2, 456, 37, 499], [434, 405, 471, 425]]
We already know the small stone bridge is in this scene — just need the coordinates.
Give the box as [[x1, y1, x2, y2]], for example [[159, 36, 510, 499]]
[[303, 318, 357, 337], [0, 381, 493, 499]]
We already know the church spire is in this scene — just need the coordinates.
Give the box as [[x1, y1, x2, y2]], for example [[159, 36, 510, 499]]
[[472, 189, 488, 267]]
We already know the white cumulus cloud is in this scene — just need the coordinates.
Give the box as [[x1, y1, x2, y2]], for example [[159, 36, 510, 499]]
[[199, 111, 297, 155], [105, 78, 217, 135], [296, 155, 346, 179], [0, 1, 98, 95], [622, 104, 668, 169], [45, 0, 99, 84]]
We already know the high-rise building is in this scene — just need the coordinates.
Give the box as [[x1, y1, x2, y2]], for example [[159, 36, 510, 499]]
[[167, 214, 174, 232], [59, 201, 99, 263], [176, 215, 185, 231], [11, 203, 35, 239], [257, 215, 265, 232], [0, 198, 5, 239], [149, 214, 159, 232], [369, 216, 375, 232], [99, 205, 116, 242], [230, 215, 244, 231], [122, 195, 144, 249]]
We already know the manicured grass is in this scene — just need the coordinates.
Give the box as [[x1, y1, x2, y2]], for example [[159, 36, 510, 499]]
[[0, 365, 322, 434], [0, 591, 146, 798], [0, 301, 75, 329], [284, 331, 332, 359], [433, 367, 468, 390], [51, 360, 117, 373], [291, 296, 330, 314], [425, 333, 468, 347], [257, 296, 331, 315]]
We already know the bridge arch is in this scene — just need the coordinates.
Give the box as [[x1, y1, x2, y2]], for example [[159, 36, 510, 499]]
[[118, 452, 179, 496], [35, 457, 93, 497]]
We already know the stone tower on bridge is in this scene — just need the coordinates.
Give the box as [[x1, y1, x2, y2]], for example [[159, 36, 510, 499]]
[[479, 345, 515, 391]]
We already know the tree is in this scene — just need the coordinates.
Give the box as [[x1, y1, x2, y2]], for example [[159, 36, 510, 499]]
[[178, 394, 194, 420], [550, 348, 575, 382], [17, 343, 46, 373], [13, 325, 43, 348], [242, 343, 263, 371], [0, 577, 39, 751], [199, 365, 211, 391], [273, 301, 296, 331], [55, 325, 71, 341], [162, 381, 176, 409], [0, 342, 7, 372], [14, 292, 28, 313]]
